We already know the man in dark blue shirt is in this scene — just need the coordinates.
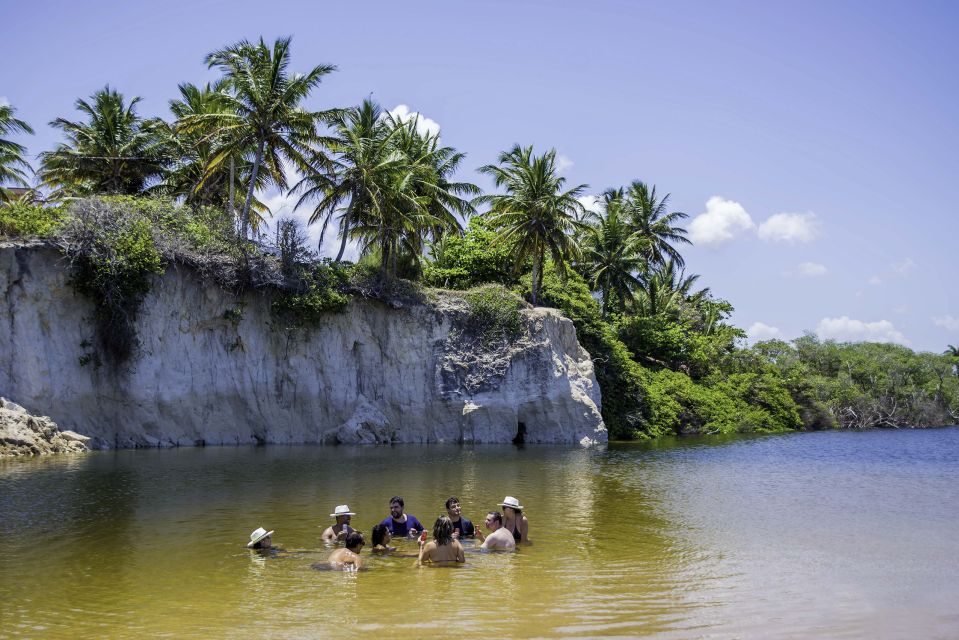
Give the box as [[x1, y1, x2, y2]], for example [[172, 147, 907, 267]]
[[379, 496, 424, 538], [445, 496, 475, 539]]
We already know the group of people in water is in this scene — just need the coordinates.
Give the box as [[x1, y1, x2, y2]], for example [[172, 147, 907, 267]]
[[246, 495, 530, 569]]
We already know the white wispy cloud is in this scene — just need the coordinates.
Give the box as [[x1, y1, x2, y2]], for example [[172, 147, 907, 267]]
[[688, 196, 755, 247], [387, 104, 441, 138], [892, 257, 916, 275], [794, 261, 828, 277], [933, 315, 959, 331], [868, 276, 882, 285], [577, 195, 603, 217], [747, 321, 782, 342], [556, 154, 574, 173], [757, 212, 819, 243], [816, 316, 909, 345]]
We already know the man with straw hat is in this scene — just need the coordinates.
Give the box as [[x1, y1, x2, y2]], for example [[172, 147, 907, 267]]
[[321, 504, 356, 541]]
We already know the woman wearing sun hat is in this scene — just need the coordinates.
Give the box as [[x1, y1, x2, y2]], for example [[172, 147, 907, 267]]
[[499, 496, 528, 543]]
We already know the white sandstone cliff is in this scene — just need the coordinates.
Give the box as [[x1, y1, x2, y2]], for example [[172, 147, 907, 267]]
[[0, 243, 606, 448]]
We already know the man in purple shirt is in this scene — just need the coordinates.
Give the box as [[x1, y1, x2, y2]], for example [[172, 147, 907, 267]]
[[379, 496, 424, 538]]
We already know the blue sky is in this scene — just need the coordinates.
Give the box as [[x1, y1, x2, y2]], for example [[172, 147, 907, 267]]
[[3, 0, 957, 352]]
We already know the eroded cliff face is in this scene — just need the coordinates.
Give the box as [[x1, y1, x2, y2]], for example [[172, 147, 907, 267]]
[[0, 243, 605, 448]]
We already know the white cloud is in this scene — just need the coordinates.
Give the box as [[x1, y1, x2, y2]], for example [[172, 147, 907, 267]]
[[747, 322, 782, 342], [795, 262, 827, 277], [688, 196, 755, 247], [757, 212, 819, 243], [933, 315, 959, 331], [386, 104, 441, 138], [556, 154, 574, 174], [868, 275, 882, 285], [0, 96, 9, 107], [816, 316, 909, 345], [892, 257, 916, 275], [577, 195, 603, 217]]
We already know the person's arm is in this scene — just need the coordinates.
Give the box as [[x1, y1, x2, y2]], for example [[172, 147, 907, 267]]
[[417, 540, 430, 566], [474, 524, 486, 542], [321, 527, 335, 541], [455, 541, 465, 563], [520, 516, 529, 542]]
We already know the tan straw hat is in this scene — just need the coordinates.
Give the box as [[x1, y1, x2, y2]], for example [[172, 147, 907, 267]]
[[330, 504, 356, 517]]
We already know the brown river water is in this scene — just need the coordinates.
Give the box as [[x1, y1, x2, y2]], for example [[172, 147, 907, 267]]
[[1, 428, 957, 638]]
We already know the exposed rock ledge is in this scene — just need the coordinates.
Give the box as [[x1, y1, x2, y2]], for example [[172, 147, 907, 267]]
[[0, 397, 90, 456], [0, 243, 606, 449]]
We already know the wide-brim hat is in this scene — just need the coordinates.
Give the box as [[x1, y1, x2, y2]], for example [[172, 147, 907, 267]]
[[247, 526, 274, 548], [499, 496, 524, 510], [330, 504, 356, 517]]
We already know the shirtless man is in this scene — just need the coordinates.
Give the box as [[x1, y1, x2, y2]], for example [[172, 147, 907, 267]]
[[328, 531, 365, 570], [321, 504, 355, 542], [418, 516, 465, 565], [475, 511, 515, 551]]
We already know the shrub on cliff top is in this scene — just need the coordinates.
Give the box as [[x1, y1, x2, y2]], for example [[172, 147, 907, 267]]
[[58, 198, 164, 362], [0, 203, 67, 238], [462, 284, 523, 345]]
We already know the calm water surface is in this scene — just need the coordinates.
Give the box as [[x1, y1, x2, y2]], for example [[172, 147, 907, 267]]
[[1, 428, 958, 638]]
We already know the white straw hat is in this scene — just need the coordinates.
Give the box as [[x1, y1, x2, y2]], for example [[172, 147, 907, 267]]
[[499, 496, 524, 510], [247, 526, 274, 548], [330, 504, 356, 517]]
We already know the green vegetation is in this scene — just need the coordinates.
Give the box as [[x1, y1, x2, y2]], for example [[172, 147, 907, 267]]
[[462, 284, 523, 345], [60, 199, 164, 362], [0, 203, 66, 237], [2, 35, 955, 436], [271, 261, 351, 329]]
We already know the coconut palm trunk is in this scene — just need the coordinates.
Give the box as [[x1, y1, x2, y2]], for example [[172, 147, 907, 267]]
[[241, 136, 265, 239]]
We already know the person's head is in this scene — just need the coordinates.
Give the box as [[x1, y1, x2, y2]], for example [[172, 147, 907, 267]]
[[345, 531, 365, 552], [484, 511, 503, 531], [433, 515, 454, 546], [330, 504, 355, 526], [389, 496, 405, 519], [499, 496, 523, 516], [247, 526, 274, 549], [371, 523, 391, 547], [445, 496, 462, 519]]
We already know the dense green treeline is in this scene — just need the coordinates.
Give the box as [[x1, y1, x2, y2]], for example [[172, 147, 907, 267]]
[[2, 36, 957, 438]]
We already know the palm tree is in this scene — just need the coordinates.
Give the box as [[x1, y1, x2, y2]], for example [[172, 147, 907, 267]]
[[291, 99, 406, 262], [624, 180, 691, 268], [163, 82, 273, 227], [185, 36, 336, 240], [384, 114, 478, 270], [945, 345, 959, 358], [476, 145, 586, 305], [633, 259, 708, 317], [579, 189, 646, 314], [38, 86, 172, 197], [0, 103, 34, 204]]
